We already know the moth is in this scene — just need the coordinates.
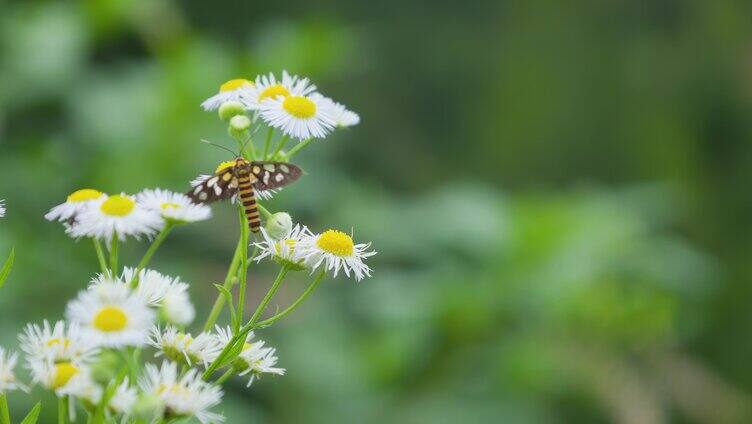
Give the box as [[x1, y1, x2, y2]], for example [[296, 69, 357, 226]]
[[187, 157, 303, 232]]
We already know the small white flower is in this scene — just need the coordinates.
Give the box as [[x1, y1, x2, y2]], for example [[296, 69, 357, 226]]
[[297, 229, 376, 282], [136, 188, 212, 224], [213, 327, 285, 387], [44, 189, 107, 223], [259, 92, 337, 140], [117, 268, 190, 307], [140, 361, 224, 424], [241, 71, 316, 110], [28, 356, 84, 393], [324, 97, 360, 128], [19, 320, 99, 365], [201, 78, 254, 111], [190, 173, 277, 201], [253, 224, 312, 270], [66, 282, 155, 348], [161, 288, 195, 326], [66, 193, 162, 243], [149, 327, 221, 368], [0, 347, 26, 394], [109, 378, 137, 415]]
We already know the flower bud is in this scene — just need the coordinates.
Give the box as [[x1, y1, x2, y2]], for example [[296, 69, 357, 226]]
[[265, 212, 293, 240], [218, 101, 246, 121], [228, 115, 252, 140], [90, 351, 120, 385], [131, 394, 165, 421]]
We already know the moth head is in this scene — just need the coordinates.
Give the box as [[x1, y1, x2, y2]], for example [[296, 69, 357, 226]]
[[235, 157, 251, 174]]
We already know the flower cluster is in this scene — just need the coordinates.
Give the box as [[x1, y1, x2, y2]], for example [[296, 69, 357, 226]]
[[0, 70, 374, 423]]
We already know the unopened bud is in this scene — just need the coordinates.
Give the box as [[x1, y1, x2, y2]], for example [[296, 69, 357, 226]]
[[265, 212, 292, 240], [131, 394, 165, 421], [228, 115, 252, 140], [218, 101, 245, 121]]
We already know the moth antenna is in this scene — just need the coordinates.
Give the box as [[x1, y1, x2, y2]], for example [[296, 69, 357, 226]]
[[200, 139, 237, 158]]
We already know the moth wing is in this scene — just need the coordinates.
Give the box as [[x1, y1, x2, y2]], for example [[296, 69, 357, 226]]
[[187, 167, 239, 204], [250, 161, 303, 191]]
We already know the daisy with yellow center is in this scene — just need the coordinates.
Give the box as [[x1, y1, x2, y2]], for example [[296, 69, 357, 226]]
[[212, 327, 284, 387], [253, 223, 312, 271], [28, 356, 85, 394], [260, 92, 337, 140], [136, 188, 212, 224], [66, 282, 154, 348], [0, 347, 27, 394], [66, 193, 162, 243], [19, 320, 99, 365], [200, 78, 254, 111], [297, 229, 376, 282], [240, 70, 316, 110], [149, 327, 221, 367], [139, 361, 224, 424], [44, 188, 107, 223]]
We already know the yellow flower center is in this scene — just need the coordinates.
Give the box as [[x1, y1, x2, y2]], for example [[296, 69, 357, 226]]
[[176, 333, 194, 346], [259, 84, 290, 101], [219, 79, 252, 92], [67, 189, 103, 203], [242, 342, 255, 352], [93, 306, 128, 332], [317, 230, 354, 257], [100, 195, 135, 217], [215, 160, 236, 173], [283, 96, 317, 119], [160, 202, 181, 210], [46, 337, 71, 349], [52, 362, 79, 389]]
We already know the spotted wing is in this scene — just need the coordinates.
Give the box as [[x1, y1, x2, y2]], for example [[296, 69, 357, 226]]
[[187, 167, 239, 204], [249, 162, 303, 191]]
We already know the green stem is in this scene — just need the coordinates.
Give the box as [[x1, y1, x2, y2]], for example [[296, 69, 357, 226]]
[[203, 235, 243, 332], [109, 234, 119, 274], [58, 396, 68, 424], [130, 222, 175, 287], [285, 137, 312, 159], [271, 135, 290, 159], [262, 127, 274, 159], [235, 206, 250, 332], [0, 393, 10, 424], [215, 368, 235, 385], [248, 266, 289, 326], [256, 269, 326, 327], [92, 239, 108, 275], [256, 203, 272, 220]]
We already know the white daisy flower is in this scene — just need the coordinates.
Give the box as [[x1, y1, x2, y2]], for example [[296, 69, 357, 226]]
[[66, 193, 162, 243], [323, 97, 360, 128], [297, 229, 376, 282], [201, 78, 254, 111], [0, 199, 5, 218], [0, 347, 26, 394], [44, 189, 107, 223], [66, 282, 155, 348], [213, 327, 285, 387], [241, 71, 316, 110], [108, 378, 137, 415], [117, 268, 189, 307], [140, 361, 224, 424], [19, 320, 99, 365], [259, 92, 337, 140], [28, 356, 84, 393], [161, 288, 196, 326], [149, 327, 221, 368], [136, 188, 212, 224], [253, 224, 312, 271]]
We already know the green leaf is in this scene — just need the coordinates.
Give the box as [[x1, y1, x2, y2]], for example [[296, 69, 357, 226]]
[[0, 393, 10, 424], [213, 283, 237, 329], [19, 402, 41, 424], [0, 248, 14, 288]]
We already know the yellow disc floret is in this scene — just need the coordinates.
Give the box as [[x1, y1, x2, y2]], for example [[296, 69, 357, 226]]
[[160, 202, 181, 210], [68, 189, 103, 203], [93, 306, 128, 332], [283, 96, 317, 119], [52, 362, 79, 389], [215, 160, 236, 174], [317, 230, 354, 257], [46, 337, 71, 349], [100, 195, 135, 217], [219, 79, 253, 92], [259, 84, 290, 101]]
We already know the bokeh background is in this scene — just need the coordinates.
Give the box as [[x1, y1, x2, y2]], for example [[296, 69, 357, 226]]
[[2, 0, 752, 422]]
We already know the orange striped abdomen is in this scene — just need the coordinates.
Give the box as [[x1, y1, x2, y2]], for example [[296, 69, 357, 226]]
[[238, 174, 261, 232]]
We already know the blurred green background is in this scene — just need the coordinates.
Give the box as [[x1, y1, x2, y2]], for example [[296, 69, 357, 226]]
[[2, 0, 752, 422]]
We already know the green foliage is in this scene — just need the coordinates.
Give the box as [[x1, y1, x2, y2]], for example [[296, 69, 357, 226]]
[[0, 248, 14, 289]]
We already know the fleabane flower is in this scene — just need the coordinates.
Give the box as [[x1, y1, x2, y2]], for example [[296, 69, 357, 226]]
[[0, 347, 26, 394], [324, 97, 360, 128], [260, 92, 337, 140], [28, 356, 85, 394], [19, 320, 99, 365], [136, 188, 212, 225], [241, 71, 316, 110], [140, 361, 224, 424], [109, 378, 138, 415], [253, 224, 312, 271], [45, 189, 106, 223], [213, 327, 285, 387], [149, 327, 221, 367], [201, 78, 254, 111], [297, 229, 376, 282], [66, 282, 155, 348], [67, 193, 162, 243]]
